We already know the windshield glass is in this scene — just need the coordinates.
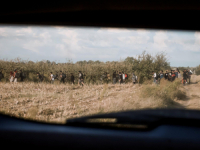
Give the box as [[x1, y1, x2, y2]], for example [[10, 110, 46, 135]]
[[0, 25, 200, 124]]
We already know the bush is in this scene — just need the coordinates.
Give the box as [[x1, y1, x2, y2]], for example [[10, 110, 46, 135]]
[[140, 79, 186, 105]]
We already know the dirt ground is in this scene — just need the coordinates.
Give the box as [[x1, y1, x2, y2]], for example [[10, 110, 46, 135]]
[[175, 75, 200, 109], [0, 75, 200, 124]]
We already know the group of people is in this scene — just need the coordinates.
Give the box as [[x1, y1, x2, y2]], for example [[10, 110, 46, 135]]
[[37, 71, 84, 86], [112, 71, 137, 85], [152, 68, 193, 84], [5, 69, 25, 83], [0, 68, 193, 86]]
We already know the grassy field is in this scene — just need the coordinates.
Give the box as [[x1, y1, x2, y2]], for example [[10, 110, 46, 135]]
[[0, 75, 200, 124]]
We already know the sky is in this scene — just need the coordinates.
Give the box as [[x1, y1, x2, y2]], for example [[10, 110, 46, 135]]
[[0, 25, 200, 67]]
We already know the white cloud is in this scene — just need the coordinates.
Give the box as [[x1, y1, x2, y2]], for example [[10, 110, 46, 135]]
[[118, 35, 149, 45], [22, 40, 44, 53], [16, 27, 33, 35], [153, 31, 168, 49], [0, 26, 200, 67], [105, 28, 130, 33], [0, 28, 7, 37], [169, 31, 200, 52], [195, 32, 200, 45], [136, 29, 149, 35], [55, 44, 76, 59]]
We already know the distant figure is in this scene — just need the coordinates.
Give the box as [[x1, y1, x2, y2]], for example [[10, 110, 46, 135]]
[[178, 71, 181, 78], [159, 70, 164, 79], [164, 70, 169, 80], [113, 71, 117, 84], [132, 72, 136, 84], [116, 71, 119, 82], [188, 69, 192, 84], [175, 69, 178, 78], [168, 71, 172, 81], [10, 71, 14, 82], [20, 70, 25, 82], [60, 71, 66, 83], [122, 72, 125, 84], [0, 69, 4, 82], [54, 72, 59, 80], [125, 73, 128, 83], [119, 72, 123, 84], [152, 71, 157, 84], [158, 70, 163, 83], [13, 69, 18, 83], [78, 71, 84, 86], [50, 72, 54, 84], [71, 73, 75, 85], [37, 72, 43, 82], [171, 70, 176, 81], [183, 70, 188, 84]]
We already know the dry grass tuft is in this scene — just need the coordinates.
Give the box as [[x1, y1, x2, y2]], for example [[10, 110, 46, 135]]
[[140, 79, 187, 106]]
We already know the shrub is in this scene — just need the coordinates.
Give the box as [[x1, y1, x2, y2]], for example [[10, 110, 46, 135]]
[[140, 79, 186, 105]]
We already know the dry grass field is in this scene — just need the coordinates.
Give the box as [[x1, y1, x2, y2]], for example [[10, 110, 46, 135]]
[[0, 75, 200, 124]]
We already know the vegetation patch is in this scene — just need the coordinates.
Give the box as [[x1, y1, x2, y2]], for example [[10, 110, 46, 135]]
[[140, 79, 187, 106]]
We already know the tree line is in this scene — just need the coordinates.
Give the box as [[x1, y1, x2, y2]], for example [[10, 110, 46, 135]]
[[0, 51, 173, 84]]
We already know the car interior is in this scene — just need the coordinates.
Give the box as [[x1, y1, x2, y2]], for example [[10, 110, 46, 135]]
[[1, 0, 200, 149]]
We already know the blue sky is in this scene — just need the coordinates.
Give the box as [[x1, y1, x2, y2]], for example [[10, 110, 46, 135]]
[[0, 25, 200, 67]]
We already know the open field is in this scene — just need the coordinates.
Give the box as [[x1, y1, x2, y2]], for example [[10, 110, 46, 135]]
[[0, 75, 200, 124]]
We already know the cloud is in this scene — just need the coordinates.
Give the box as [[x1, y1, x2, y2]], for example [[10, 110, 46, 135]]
[[15, 27, 33, 36], [22, 40, 44, 53], [0, 28, 7, 37], [195, 32, 200, 45], [103, 28, 130, 33], [153, 31, 168, 49], [136, 29, 149, 35], [0, 26, 200, 67]]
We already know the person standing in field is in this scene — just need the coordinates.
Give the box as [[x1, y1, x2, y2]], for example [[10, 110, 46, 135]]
[[183, 70, 188, 84], [152, 71, 157, 84], [0, 68, 4, 82], [37, 72, 43, 83], [71, 73, 75, 85], [10, 71, 14, 82], [178, 71, 181, 78], [125, 73, 128, 84], [132, 72, 136, 84], [78, 71, 84, 86], [175, 69, 179, 79], [119, 72, 123, 84], [159, 70, 164, 79], [20, 70, 25, 82], [60, 71, 66, 83], [171, 70, 176, 82], [116, 71, 119, 83], [122, 72, 125, 84], [188, 69, 192, 84], [158, 70, 163, 83], [112, 71, 117, 84], [50, 72, 54, 84], [13, 69, 18, 83], [164, 70, 169, 80]]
